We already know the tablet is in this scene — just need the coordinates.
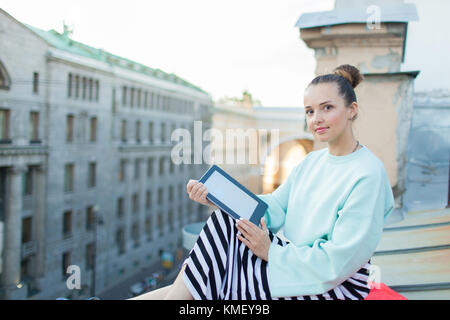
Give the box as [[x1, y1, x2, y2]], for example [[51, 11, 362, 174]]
[[198, 165, 268, 225]]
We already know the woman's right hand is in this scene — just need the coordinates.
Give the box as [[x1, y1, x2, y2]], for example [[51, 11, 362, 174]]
[[186, 179, 218, 210]]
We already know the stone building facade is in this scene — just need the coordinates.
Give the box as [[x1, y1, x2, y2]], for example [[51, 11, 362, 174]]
[[0, 9, 212, 299]]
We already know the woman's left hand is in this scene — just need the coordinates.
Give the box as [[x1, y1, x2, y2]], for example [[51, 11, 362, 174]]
[[236, 218, 271, 262]]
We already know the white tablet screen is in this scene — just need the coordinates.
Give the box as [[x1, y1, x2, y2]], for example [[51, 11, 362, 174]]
[[203, 170, 258, 220]]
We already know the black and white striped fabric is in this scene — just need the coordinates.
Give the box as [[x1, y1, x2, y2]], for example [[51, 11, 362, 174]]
[[182, 209, 372, 300]]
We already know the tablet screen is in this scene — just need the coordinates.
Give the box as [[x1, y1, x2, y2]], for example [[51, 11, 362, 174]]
[[203, 170, 258, 221]]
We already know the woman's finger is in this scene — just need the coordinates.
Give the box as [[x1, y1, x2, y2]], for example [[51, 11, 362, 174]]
[[237, 234, 252, 249], [186, 179, 196, 193], [198, 186, 208, 200], [236, 221, 254, 241], [199, 188, 209, 201], [260, 218, 268, 232], [238, 219, 258, 233], [236, 219, 251, 234], [191, 183, 203, 198]]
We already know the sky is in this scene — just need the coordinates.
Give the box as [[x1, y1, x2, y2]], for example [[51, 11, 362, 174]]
[[0, 0, 334, 107]]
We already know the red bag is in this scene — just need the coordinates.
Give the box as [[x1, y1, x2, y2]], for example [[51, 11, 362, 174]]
[[364, 282, 408, 300]]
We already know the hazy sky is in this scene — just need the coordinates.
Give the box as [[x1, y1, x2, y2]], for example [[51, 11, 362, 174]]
[[0, 0, 334, 107]]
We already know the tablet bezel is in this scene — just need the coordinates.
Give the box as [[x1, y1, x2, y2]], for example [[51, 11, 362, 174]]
[[198, 164, 268, 225]]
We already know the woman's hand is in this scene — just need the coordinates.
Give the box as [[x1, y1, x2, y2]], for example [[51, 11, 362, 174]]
[[236, 218, 271, 262], [186, 179, 218, 210]]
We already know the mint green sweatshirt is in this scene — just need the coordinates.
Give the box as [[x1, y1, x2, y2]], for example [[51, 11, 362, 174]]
[[256, 145, 394, 297]]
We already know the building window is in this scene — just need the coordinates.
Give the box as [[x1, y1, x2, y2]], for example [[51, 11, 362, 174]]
[[117, 197, 124, 218], [137, 89, 141, 107], [0, 65, 7, 88], [20, 257, 32, 283], [88, 162, 96, 188], [146, 190, 151, 209], [68, 73, 72, 97], [122, 86, 127, 105], [178, 205, 183, 224], [23, 167, 33, 196], [161, 123, 166, 143], [178, 183, 183, 199], [157, 213, 163, 236], [62, 251, 71, 277], [168, 209, 174, 232], [29, 111, 39, 143], [33, 72, 39, 94], [147, 158, 153, 177], [121, 120, 127, 142], [145, 216, 152, 240], [89, 78, 93, 101], [0, 109, 10, 142], [132, 193, 138, 213], [95, 80, 99, 101], [148, 122, 154, 143], [64, 163, 74, 192], [134, 159, 140, 180], [157, 187, 163, 205], [66, 115, 74, 142], [90, 117, 97, 142], [144, 91, 148, 108], [75, 75, 80, 99], [171, 123, 176, 142], [86, 206, 95, 231], [116, 228, 125, 255], [135, 121, 141, 143], [170, 159, 174, 174], [63, 210, 72, 237], [169, 185, 173, 202], [86, 243, 94, 270], [159, 157, 165, 175], [82, 77, 87, 100], [131, 223, 140, 248], [130, 88, 135, 107], [119, 159, 126, 182], [22, 217, 32, 243]]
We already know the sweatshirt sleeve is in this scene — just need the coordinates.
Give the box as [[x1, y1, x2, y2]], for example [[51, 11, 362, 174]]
[[255, 164, 300, 234], [267, 170, 394, 297]]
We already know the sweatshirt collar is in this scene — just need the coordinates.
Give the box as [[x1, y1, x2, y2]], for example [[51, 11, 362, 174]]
[[325, 144, 366, 163]]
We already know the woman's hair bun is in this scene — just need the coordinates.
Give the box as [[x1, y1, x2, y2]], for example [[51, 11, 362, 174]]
[[333, 64, 364, 89]]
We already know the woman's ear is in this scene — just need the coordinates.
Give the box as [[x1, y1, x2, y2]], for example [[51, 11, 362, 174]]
[[348, 102, 358, 120]]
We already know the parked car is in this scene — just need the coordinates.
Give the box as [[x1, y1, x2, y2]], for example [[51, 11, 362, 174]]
[[129, 282, 146, 297], [128, 273, 163, 297]]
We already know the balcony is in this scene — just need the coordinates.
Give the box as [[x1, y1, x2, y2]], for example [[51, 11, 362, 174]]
[[21, 241, 38, 259]]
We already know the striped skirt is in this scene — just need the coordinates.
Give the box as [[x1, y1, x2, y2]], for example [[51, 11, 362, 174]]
[[182, 209, 372, 300]]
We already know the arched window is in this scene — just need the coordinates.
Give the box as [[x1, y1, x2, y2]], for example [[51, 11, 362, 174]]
[[0, 59, 11, 90]]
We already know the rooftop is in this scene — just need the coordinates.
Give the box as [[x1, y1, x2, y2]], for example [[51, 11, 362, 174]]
[[24, 23, 208, 95], [295, 2, 418, 29], [373, 207, 450, 299]]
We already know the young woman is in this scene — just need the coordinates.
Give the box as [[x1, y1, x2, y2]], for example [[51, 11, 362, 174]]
[[132, 64, 395, 300]]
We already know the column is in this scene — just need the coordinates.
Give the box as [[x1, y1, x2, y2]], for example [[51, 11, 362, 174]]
[[34, 164, 46, 278], [1, 164, 27, 299]]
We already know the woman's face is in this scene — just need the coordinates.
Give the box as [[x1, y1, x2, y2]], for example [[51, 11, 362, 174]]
[[303, 82, 355, 143]]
